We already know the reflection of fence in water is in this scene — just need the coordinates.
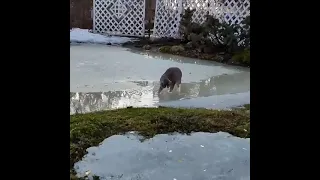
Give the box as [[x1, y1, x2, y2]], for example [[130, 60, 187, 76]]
[[70, 87, 155, 114], [71, 91, 128, 113], [70, 77, 218, 113], [70, 75, 245, 114]]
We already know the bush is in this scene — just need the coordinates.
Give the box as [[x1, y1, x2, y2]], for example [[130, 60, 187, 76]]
[[179, 9, 206, 48], [179, 8, 250, 54]]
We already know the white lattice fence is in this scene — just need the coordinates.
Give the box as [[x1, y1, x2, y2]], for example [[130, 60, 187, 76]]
[[93, 0, 145, 37], [153, 0, 250, 38], [153, 0, 183, 38], [217, 0, 250, 25]]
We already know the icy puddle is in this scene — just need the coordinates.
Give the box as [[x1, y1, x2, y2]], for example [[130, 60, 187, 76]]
[[70, 45, 250, 114], [74, 132, 250, 180]]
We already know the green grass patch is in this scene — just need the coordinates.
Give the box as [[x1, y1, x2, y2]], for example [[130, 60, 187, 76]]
[[158, 46, 172, 53], [231, 49, 250, 65], [70, 106, 250, 179]]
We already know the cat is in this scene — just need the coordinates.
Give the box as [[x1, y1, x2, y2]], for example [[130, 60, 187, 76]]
[[158, 67, 182, 93]]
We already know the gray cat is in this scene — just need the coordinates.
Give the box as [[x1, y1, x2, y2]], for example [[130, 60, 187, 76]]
[[158, 67, 182, 93]]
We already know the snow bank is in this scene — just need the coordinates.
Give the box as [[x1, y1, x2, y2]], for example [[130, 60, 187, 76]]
[[70, 28, 134, 45]]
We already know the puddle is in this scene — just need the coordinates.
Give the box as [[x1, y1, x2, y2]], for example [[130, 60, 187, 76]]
[[159, 91, 250, 109], [70, 44, 250, 114], [74, 132, 250, 180], [70, 77, 249, 114]]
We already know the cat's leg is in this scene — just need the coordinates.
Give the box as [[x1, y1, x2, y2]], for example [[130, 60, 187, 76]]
[[169, 82, 175, 92], [176, 80, 181, 92]]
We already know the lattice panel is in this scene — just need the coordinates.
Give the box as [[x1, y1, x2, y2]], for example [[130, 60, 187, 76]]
[[208, 0, 224, 19], [93, 0, 145, 37], [153, 0, 250, 38], [216, 0, 250, 25], [153, 0, 183, 38], [183, 0, 211, 24]]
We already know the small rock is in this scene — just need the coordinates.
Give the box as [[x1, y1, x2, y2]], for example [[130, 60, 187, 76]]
[[223, 54, 232, 61], [203, 47, 214, 53], [170, 45, 185, 53], [214, 55, 224, 62], [227, 169, 233, 173], [185, 42, 193, 49], [143, 44, 152, 50]]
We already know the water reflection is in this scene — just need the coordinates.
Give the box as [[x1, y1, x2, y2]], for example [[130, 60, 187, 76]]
[[70, 88, 156, 114], [70, 72, 249, 114]]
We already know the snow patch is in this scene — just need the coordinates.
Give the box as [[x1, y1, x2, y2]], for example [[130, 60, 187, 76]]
[[74, 132, 250, 180], [70, 28, 134, 45]]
